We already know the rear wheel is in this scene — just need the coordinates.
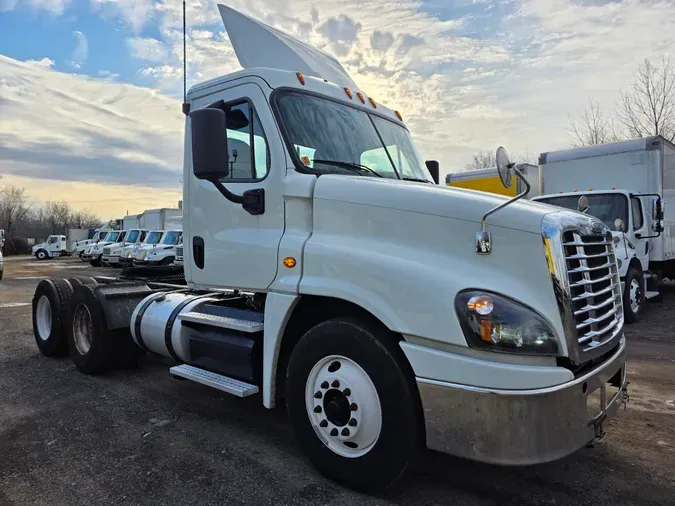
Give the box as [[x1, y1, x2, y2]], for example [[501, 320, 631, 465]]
[[32, 279, 74, 357], [68, 284, 120, 374], [286, 317, 421, 492], [623, 267, 644, 323]]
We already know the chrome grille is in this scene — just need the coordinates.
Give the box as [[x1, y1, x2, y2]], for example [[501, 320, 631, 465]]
[[563, 231, 622, 350], [103, 247, 111, 255], [176, 246, 183, 259]]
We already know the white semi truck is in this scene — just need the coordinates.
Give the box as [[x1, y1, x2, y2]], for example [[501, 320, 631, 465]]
[[32, 235, 68, 260], [532, 136, 674, 322], [71, 228, 111, 258], [30, 4, 628, 492], [82, 230, 127, 266], [102, 229, 146, 267], [134, 215, 182, 267]]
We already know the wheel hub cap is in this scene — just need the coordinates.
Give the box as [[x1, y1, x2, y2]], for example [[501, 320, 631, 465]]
[[306, 355, 382, 458], [72, 304, 93, 355], [630, 279, 641, 312], [35, 296, 52, 341]]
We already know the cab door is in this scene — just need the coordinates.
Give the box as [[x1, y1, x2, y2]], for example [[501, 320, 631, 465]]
[[631, 196, 650, 272], [186, 82, 285, 291]]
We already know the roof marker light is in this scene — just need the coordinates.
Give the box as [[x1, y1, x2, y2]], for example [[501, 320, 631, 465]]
[[344, 87, 353, 99], [356, 92, 365, 104], [368, 97, 377, 108], [296, 72, 305, 85], [395, 110, 403, 121], [588, 187, 592, 191]]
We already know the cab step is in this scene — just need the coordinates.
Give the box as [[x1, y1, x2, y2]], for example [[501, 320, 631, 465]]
[[169, 364, 259, 397], [645, 290, 660, 300], [178, 311, 264, 333]]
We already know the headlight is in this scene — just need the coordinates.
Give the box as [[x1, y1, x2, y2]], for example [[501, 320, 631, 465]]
[[616, 258, 623, 269], [140, 251, 148, 260], [455, 290, 560, 355]]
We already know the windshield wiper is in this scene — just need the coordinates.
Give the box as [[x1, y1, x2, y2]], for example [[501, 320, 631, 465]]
[[402, 177, 433, 184], [311, 159, 384, 178]]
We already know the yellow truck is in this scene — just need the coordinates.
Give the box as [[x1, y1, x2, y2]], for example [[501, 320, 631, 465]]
[[446, 164, 540, 198]]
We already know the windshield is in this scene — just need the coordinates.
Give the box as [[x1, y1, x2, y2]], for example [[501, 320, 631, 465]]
[[162, 231, 181, 245], [275, 91, 430, 181], [125, 230, 140, 243], [144, 231, 162, 244], [106, 231, 120, 242], [537, 193, 628, 231]]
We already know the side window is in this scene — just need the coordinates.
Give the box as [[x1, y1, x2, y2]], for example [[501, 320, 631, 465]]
[[631, 198, 644, 230], [49, 237, 58, 244], [360, 146, 398, 178], [224, 101, 269, 181]]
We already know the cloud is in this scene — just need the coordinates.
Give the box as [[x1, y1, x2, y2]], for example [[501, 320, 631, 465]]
[[127, 37, 168, 62], [317, 15, 362, 43], [24, 57, 55, 69], [98, 69, 120, 80], [370, 31, 394, 52], [90, 0, 155, 34], [0, 55, 183, 194], [68, 30, 88, 69], [2, 0, 70, 14]]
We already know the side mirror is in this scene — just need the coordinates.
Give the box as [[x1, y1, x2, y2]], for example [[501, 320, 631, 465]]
[[652, 219, 664, 233], [577, 195, 589, 214], [652, 197, 664, 221], [615, 218, 626, 233], [425, 160, 440, 184], [190, 108, 229, 180], [495, 147, 513, 189]]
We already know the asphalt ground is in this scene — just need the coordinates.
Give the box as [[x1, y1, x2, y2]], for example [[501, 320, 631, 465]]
[[1, 256, 674, 506]]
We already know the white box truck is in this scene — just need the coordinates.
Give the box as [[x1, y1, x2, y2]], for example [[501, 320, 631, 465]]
[[141, 208, 182, 231], [532, 136, 674, 323], [29, 4, 628, 492]]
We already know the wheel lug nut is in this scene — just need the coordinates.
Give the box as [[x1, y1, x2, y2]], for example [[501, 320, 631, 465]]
[[330, 428, 338, 437], [321, 381, 329, 389], [314, 391, 322, 399], [348, 418, 357, 426], [350, 403, 358, 411], [341, 428, 350, 437], [314, 406, 322, 413], [332, 380, 340, 388], [343, 388, 351, 396], [319, 420, 328, 428]]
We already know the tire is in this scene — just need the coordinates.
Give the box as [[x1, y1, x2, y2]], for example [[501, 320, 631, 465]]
[[68, 276, 98, 288], [35, 249, 48, 261], [32, 279, 74, 357], [161, 256, 175, 266], [79, 251, 84, 260], [623, 267, 644, 324], [68, 284, 120, 374], [285, 317, 422, 492], [90, 256, 102, 267]]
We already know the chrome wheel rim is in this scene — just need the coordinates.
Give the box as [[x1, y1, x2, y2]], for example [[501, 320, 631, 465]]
[[305, 355, 382, 458], [72, 304, 93, 355], [35, 296, 52, 341], [629, 278, 641, 313]]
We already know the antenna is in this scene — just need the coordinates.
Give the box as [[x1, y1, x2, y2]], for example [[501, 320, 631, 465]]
[[181, 1, 190, 116]]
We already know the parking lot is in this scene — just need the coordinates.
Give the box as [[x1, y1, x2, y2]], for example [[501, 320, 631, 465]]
[[1, 256, 674, 506]]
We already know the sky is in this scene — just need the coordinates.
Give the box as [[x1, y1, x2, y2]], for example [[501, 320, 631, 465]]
[[1, 0, 674, 218]]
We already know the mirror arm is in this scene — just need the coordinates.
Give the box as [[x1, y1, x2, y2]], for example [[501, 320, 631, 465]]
[[210, 178, 245, 204], [480, 164, 531, 233]]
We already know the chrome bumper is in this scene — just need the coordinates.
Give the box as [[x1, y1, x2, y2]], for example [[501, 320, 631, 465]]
[[417, 337, 628, 465], [102, 255, 120, 264]]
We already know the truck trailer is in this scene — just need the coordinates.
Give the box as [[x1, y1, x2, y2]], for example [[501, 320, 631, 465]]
[[31, 4, 628, 492], [532, 136, 674, 322], [446, 164, 540, 198]]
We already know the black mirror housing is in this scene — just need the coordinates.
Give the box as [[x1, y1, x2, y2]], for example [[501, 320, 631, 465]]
[[425, 160, 440, 184], [190, 107, 229, 180]]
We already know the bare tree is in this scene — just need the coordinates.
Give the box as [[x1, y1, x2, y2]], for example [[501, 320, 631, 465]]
[[70, 209, 102, 229], [465, 150, 496, 171], [41, 200, 72, 233], [617, 56, 675, 142], [0, 185, 32, 252], [567, 99, 622, 147]]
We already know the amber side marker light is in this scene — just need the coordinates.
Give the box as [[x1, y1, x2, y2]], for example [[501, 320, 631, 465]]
[[356, 92, 366, 104], [283, 257, 297, 268], [395, 110, 403, 121], [344, 87, 353, 99], [368, 97, 377, 108], [296, 72, 305, 85]]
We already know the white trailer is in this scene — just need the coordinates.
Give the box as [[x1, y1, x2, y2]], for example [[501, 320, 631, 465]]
[[29, 4, 628, 492], [533, 136, 675, 322], [140, 208, 182, 231], [123, 214, 142, 230]]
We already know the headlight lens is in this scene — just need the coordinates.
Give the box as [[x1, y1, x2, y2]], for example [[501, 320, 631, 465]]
[[140, 251, 148, 260], [455, 290, 560, 355]]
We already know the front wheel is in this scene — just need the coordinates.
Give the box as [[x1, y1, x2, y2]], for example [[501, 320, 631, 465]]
[[623, 267, 644, 323], [286, 317, 422, 492], [35, 250, 48, 261]]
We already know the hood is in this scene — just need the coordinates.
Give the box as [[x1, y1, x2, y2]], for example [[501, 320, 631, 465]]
[[313, 175, 559, 235]]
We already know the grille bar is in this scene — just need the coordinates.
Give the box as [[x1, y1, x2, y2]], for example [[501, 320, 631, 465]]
[[568, 261, 614, 274], [578, 317, 622, 345], [576, 305, 620, 329], [572, 282, 619, 302], [569, 272, 616, 288], [574, 295, 620, 316], [563, 240, 612, 247], [566, 251, 614, 260]]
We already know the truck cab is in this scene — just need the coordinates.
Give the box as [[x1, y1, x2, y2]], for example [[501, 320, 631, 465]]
[[32, 235, 67, 260], [121, 229, 163, 267], [102, 229, 146, 267], [135, 229, 182, 266], [30, 4, 629, 491], [82, 230, 126, 267], [72, 229, 109, 259]]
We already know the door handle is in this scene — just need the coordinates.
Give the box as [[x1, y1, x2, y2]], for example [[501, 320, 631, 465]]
[[193, 236, 205, 269]]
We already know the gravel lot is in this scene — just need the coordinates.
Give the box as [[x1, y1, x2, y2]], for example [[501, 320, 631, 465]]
[[1, 257, 674, 506]]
